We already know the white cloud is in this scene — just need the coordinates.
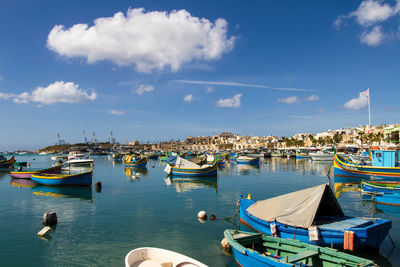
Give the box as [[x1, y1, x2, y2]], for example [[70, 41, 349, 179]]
[[47, 8, 235, 73], [215, 93, 242, 108], [344, 95, 368, 110], [278, 96, 299, 104], [360, 25, 385, 46], [3, 81, 97, 105], [183, 94, 193, 103], [206, 86, 214, 93], [174, 80, 313, 92], [108, 109, 125, 115], [0, 75, 4, 81], [351, 0, 395, 26], [134, 84, 154, 95], [307, 94, 319, 101]]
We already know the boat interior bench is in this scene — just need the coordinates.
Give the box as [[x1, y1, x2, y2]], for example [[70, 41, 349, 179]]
[[287, 250, 318, 263]]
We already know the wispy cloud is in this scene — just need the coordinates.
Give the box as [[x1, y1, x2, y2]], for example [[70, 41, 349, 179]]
[[183, 94, 193, 103], [278, 96, 299, 104], [215, 93, 242, 108], [206, 86, 214, 93], [174, 80, 314, 92], [307, 94, 319, 101], [108, 109, 125, 115], [344, 95, 368, 110], [133, 84, 154, 95]]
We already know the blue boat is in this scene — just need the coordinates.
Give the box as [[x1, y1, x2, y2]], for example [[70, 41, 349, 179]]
[[334, 150, 400, 180], [31, 170, 93, 186], [0, 155, 15, 169], [224, 229, 375, 267], [237, 156, 260, 165], [240, 183, 391, 250], [362, 181, 400, 194], [123, 155, 148, 167], [165, 157, 217, 177]]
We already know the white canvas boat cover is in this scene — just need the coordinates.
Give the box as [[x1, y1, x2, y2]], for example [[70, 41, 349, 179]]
[[246, 184, 344, 228], [174, 157, 200, 169]]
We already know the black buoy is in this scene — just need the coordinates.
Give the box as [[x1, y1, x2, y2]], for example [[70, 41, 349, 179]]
[[210, 214, 216, 221], [43, 211, 57, 226], [95, 181, 102, 193]]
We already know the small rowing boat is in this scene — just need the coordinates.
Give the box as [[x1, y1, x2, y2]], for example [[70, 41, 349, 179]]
[[125, 247, 207, 267], [123, 155, 148, 167], [165, 157, 217, 177], [31, 170, 93, 186], [9, 165, 61, 179], [236, 156, 260, 165], [224, 229, 375, 267]]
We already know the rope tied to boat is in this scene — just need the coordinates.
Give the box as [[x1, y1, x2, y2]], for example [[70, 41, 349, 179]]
[[213, 198, 240, 221]]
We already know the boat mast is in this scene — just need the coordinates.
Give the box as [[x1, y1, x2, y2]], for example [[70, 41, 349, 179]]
[[367, 88, 371, 127]]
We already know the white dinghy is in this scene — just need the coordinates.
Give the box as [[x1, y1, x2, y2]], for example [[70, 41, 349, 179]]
[[125, 247, 207, 267]]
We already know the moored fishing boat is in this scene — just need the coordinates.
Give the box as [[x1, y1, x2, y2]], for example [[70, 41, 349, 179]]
[[165, 157, 217, 177], [123, 155, 148, 167], [239, 183, 391, 250], [362, 181, 400, 194], [31, 170, 93, 186], [237, 156, 260, 165], [334, 150, 400, 180], [0, 155, 15, 169], [310, 151, 334, 161], [14, 161, 29, 167], [9, 165, 61, 179], [224, 229, 375, 267], [125, 247, 207, 267]]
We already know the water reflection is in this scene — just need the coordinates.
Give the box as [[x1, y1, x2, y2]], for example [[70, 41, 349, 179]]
[[235, 164, 260, 176], [165, 176, 218, 193], [334, 182, 361, 199], [10, 178, 36, 188], [124, 167, 148, 179], [31, 186, 92, 201]]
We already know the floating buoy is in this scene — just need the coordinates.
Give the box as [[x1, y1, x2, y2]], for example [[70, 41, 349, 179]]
[[197, 210, 207, 220], [43, 211, 57, 226], [247, 193, 252, 200], [221, 237, 231, 250], [210, 214, 216, 220], [38, 226, 52, 237]]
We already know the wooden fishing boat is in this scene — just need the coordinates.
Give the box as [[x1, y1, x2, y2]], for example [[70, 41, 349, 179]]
[[31, 170, 93, 186], [310, 151, 334, 161], [123, 155, 148, 167], [9, 165, 61, 179], [224, 229, 375, 267], [0, 155, 15, 169], [240, 183, 391, 250], [125, 247, 207, 267], [334, 150, 400, 180], [362, 181, 400, 194], [237, 156, 260, 165], [165, 157, 217, 177]]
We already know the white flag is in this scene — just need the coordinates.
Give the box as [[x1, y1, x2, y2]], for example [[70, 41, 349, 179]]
[[359, 89, 369, 97]]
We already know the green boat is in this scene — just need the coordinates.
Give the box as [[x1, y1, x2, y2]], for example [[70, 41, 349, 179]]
[[224, 229, 375, 267]]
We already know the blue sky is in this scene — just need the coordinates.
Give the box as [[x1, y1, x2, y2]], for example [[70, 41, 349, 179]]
[[1, 0, 400, 150]]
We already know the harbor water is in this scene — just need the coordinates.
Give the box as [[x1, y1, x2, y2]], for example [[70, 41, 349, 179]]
[[0, 155, 399, 266]]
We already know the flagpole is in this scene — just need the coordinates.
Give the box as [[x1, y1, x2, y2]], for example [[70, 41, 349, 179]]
[[368, 88, 371, 127]]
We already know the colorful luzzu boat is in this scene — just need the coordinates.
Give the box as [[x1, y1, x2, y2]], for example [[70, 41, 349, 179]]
[[236, 156, 260, 165], [165, 157, 217, 177], [9, 165, 61, 179], [362, 181, 400, 206], [334, 150, 400, 180], [240, 183, 391, 250], [123, 155, 148, 167], [31, 170, 93, 186], [0, 155, 15, 169]]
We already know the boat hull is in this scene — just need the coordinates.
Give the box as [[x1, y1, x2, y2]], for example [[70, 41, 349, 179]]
[[240, 198, 391, 249], [124, 157, 148, 167], [0, 156, 15, 168], [31, 171, 93, 186], [9, 165, 61, 179], [334, 154, 400, 180], [169, 164, 217, 177], [237, 157, 260, 165]]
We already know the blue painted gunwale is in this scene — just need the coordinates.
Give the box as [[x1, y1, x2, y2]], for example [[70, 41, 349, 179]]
[[169, 163, 217, 177], [334, 153, 400, 180], [240, 198, 391, 249], [31, 170, 93, 186]]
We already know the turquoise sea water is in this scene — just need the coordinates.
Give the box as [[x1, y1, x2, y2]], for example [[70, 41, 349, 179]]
[[0, 155, 399, 266]]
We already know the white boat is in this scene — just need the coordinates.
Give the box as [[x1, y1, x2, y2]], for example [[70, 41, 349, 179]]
[[310, 151, 334, 161], [125, 247, 207, 267], [66, 156, 94, 166]]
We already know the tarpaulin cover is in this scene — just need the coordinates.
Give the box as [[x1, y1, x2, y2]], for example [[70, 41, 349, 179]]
[[246, 184, 344, 228], [174, 157, 200, 169]]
